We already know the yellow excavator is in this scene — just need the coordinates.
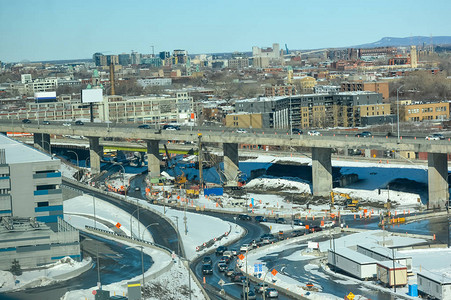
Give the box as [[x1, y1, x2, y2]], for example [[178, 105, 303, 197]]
[[330, 192, 359, 211]]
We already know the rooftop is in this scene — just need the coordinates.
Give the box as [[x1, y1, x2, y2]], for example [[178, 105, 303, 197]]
[[0, 134, 53, 164]]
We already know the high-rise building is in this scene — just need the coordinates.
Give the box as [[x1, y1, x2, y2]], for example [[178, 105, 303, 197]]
[[118, 53, 131, 66]]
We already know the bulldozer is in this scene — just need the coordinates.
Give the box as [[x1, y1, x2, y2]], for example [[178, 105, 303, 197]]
[[330, 192, 359, 211]]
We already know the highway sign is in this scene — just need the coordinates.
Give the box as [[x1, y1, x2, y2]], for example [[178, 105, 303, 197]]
[[271, 268, 278, 276], [347, 292, 355, 300]]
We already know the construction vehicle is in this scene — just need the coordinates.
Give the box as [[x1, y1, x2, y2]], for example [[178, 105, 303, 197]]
[[330, 192, 359, 211]]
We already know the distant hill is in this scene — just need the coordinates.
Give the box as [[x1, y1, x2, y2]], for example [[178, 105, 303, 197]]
[[354, 36, 451, 48]]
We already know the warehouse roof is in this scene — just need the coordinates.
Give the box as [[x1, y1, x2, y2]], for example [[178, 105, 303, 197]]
[[329, 247, 378, 265]]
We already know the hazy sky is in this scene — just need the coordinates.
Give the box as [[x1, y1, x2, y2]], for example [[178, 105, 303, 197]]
[[1, 0, 450, 62]]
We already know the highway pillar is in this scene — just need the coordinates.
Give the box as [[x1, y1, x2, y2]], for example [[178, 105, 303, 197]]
[[33, 133, 51, 153], [88, 137, 103, 174], [365, 149, 371, 158], [312, 147, 332, 197], [427, 152, 449, 209], [146, 140, 160, 178], [223, 143, 239, 185]]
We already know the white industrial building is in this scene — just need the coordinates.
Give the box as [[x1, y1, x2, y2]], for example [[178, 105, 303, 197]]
[[418, 270, 451, 300], [328, 248, 378, 280]]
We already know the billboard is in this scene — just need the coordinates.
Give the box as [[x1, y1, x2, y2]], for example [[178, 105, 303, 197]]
[[34, 91, 56, 102], [81, 89, 103, 103]]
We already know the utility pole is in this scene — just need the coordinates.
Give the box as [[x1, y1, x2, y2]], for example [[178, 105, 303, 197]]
[[198, 133, 203, 192], [392, 248, 397, 293]]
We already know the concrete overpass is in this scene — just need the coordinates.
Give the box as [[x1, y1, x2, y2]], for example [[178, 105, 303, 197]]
[[1, 121, 449, 209]]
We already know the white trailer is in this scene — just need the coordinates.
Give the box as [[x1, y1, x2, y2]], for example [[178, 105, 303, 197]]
[[418, 270, 451, 300], [357, 244, 412, 272], [328, 247, 378, 280]]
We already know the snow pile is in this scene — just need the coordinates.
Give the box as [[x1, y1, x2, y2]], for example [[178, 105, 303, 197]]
[[0, 257, 92, 292], [246, 177, 311, 194]]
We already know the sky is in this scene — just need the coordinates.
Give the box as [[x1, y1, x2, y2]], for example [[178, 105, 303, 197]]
[[0, 0, 450, 62]]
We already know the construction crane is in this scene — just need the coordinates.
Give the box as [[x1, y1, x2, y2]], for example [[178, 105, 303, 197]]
[[285, 44, 290, 55], [330, 192, 359, 211]]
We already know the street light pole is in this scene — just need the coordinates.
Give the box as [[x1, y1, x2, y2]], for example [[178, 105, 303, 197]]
[[396, 85, 404, 142], [130, 208, 139, 238], [67, 150, 79, 167]]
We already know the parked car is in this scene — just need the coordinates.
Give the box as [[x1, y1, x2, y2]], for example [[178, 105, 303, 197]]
[[426, 133, 445, 140], [254, 282, 269, 293], [75, 120, 84, 125], [293, 219, 303, 226], [138, 124, 151, 129], [255, 216, 267, 222], [308, 130, 320, 136], [241, 290, 257, 300], [22, 119, 31, 124], [217, 263, 227, 272], [355, 131, 372, 138], [202, 264, 213, 275], [42, 120, 50, 125], [63, 122, 71, 126], [202, 256, 212, 265], [291, 128, 303, 134], [265, 288, 279, 298], [235, 128, 247, 134], [238, 214, 252, 221], [216, 245, 227, 256], [276, 218, 287, 224]]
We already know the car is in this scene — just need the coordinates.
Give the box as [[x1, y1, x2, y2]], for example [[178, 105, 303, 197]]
[[42, 120, 50, 125], [230, 248, 238, 256], [254, 282, 269, 293], [216, 245, 227, 256], [134, 187, 140, 191], [308, 225, 323, 233], [223, 250, 233, 258], [63, 122, 71, 126], [240, 244, 250, 252], [138, 124, 151, 129], [225, 267, 235, 277], [426, 133, 445, 140], [75, 120, 84, 125], [235, 128, 247, 134], [238, 214, 252, 221], [241, 290, 257, 300], [163, 125, 180, 131], [355, 131, 372, 138], [255, 216, 267, 222], [265, 288, 279, 298], [22, 119, 31, 124], [276, 218, 286, 224], [217, 263, 227, 272], [202, 256, 212, 265], [292, 128, 303, 134], [293, 219, 303, 226], [202, 264, 213, 275], [219, 255, 231, 264], [308, 130, 320, 136], [231, 271, 245, 282], [321, 220, 335, 228], [291, 229, 304, 237]]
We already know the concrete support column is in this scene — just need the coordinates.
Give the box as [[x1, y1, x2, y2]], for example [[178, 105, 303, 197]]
[[88, 137, 103, 174], [146, 140, 160, 178], [428, 152, 449, 209], [33, 133, 51, 153], [223, 143, 239, 185], [365, 149, 371, 158], [312, 147, 332, 197]]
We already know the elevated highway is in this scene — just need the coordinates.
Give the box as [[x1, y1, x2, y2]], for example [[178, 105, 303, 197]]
[[1, 120, 449, 208]]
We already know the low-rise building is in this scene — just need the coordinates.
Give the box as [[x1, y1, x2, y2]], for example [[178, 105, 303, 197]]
[[400, 101, 450, 122], [327, 247, 378, 280], [418, 270, 451, 300], [376, 261, 408, 288], [341, 81, 390, 100]]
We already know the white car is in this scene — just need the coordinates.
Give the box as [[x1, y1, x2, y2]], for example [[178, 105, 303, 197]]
[[235, 129, 247, 134], [425, 134, 445, 140], [240, 244, 250, 252], [63, 122, 71, 127], [308, 130, 320, 136]]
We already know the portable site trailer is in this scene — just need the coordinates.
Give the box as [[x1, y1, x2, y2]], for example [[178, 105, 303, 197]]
[[377, 261, 408, 287], [328, 248, 378, 280], [418, 270, 451, 300], [357, 244, 412, 272]]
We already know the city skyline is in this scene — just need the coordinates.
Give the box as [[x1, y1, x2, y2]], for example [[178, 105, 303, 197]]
[[1, 0, 450, 62]]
